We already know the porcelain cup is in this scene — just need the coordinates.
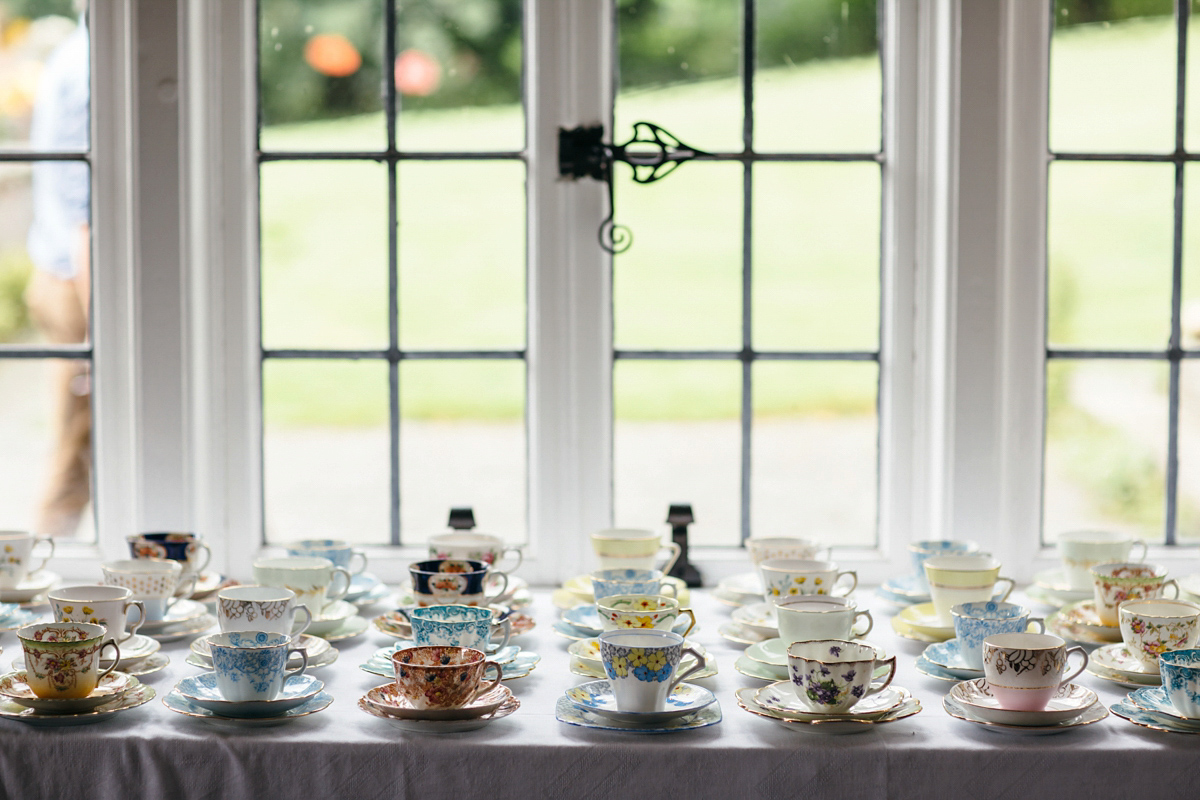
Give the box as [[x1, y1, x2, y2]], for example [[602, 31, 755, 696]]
[[284, 539, 368, 576], [126, 532, 211, 582], [48, 585, 146, 644], [758, 559, 857, 604], [746, 537, 830, 567], [775, 596, 872, 644], [17, 622, 119, 699], [1058, 530, 1146, 591], [590, 568, 677, 603], [253, 556, 352, 619], [1091, 562, 1178, 627], [391, 645, 502, 710], [598, 629, 705, 713], [951, 601, 1044, 671], [217, 586, 313, 637], [408, 559, 508, 607], [101, 558, 197, 621], [401, 604, 512, 651], [982, 632, 1087, 712], [428, 532, 523, 574], [0, 530, 55, 589], [1118, 598, 1200, 670], [923, 555, 1014, 626], [595, 594, 696, 637], [207, 631, 307, 702], [908, 540, 979, 592], [590, 529, 680, 574], [787, 639, 897, 714], [1160, 649, 1200, 718]]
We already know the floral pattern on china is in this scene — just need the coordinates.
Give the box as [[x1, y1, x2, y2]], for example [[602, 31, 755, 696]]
[[768, 575, 828, 597], [1128, 617, 1194, 658], [434, 550, 494, 565], [602, 645, 672, 683], [210, 632, 290, 694], [796, 644, 862, 705], [56, 606, 106, 627], [22, 627, 105, 694], [218, 598, 290, 623], [983, 646, 1064, 677]]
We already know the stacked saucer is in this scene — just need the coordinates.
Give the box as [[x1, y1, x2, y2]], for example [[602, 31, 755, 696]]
[[304, 600, 369, 641], [164, 672, 330, 725], [917, 639, 981, 682], [555, 680, 720, 733], [359, 681, 519, 733], [360, 641, 540, 681], [1086, 642, 1161, 688], [140, 599, 217, 643], [713, 572, 762, 607], [736, 684, 920, 734], [568, 636, 716, 680], [943, 678, 1107, 735], [0, 570, 60, 605], [188, 632, 339, 671], [1112, 686, 1200, 734], [344, 572, 393, 608], [0, 670, 154, 726]]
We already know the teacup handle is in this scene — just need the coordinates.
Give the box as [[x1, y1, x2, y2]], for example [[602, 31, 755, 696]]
[[187, 541, 212, 577], [1027, 617, 1046, 634], [498, 546, 524, 574], [123, 600, 146, 640], [668, 646, 707, 692], [675, 608, 697, 638], [286, 646, 309, 680], [1162, 579, 1180, 600], [659, 542, 682, 576], [326, 567, 352, 603], [347, 550, 369, 576], [658, 582, 678, 599], [834, 571, 858, 597], [485, 571, 510, 605], [97, 639, 120, 682], [992, 577, 1016, 602], [864, 655, 897, 698], [473, 661, 503, 700], [166, 574, 199, 610], [291, 605, 313, 638], [1058, 646, 1088, 688], [1129, 539, 1148, 563], [29, 537, 55, 574], [396, 607, 412, 624], [491, 617, 513, 651], [852, 609, 874, 638]]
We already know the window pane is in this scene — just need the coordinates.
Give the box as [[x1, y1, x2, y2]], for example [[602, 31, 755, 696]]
[[0, 358, 94, 541], [616, 0, 741, 153], [1188, 0, 1200, 153], [0, 5, 88, 153], [1043, 360, 1167, 545], [613, 164, 741, 350], [259, 0, 385, 152], [399, 162, 525, 350], [394, 0, 523, 152], [753, 163, 879, 351], [755, 0, 880, 153], [614, 361, 740, 547], [1183, 164, 1200, 342], [1049, 0, 1176, 153], [263, 360, 390, 544], [1047, 162, 1174, 350], [752, 361, 877, 547], [1176, 361, 1200, 543], [261, 161, 388, 350], [400, 360, 526, 546]]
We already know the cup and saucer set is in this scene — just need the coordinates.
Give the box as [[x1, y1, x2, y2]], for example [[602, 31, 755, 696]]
[[1029, 531, 1148, 610], [713, 537, 833, 607], [734, 595, 883, 684], [126, 532, 226, 602], [916, 600, 1042, 682], [878, 540, 982, 608], [1111, 649, 1200, 734], [557, 581, 696, 641], [0, 621, 156, 726], [253, 554, 370, 641], [553, 529, 688, 612], [377, 557, 536, 639], [1086, 596, 1200, 690], [719, 553, 856, 645], [0, 530, 63, 605], [101, 558, 218, 643], [284, 538, 393, 610], [569, 634, 716, 680], [189, 585, 341, 671], [892, 550, 1015, 644]]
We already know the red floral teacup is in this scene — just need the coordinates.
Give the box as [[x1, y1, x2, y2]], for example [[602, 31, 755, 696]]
[[1091, 562, 1178, 627], [391, 646, 502, 710], [18, 622, 120, 700]]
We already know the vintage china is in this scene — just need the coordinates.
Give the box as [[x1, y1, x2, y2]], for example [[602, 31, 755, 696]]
[[598, 629, 705, 714], [564, 604, 693, 639], [566, 679, 715, 724], [908, 539, 980, 592], [949, 678, 1098, 726], [731, 602, 780, 637], [1091, 562, 1178, 627], [18, 621, 119, 700], [409, 558, 508, 608], [253, 556, 352, 621], [208, 631, 307, 703], [1045, 607, 1112, 647], [192, 632, 330, 663], [1058, 530, 1147, 590], [562, 573, 690, 606], [717, 621, 769, 646], [554, 693, 720, 734], [360, 647, 539, 681], [890, 612, 943, 643], [734, 654, 785, 682], [943, 690, 1108, 736], [285, 538, 367, 575], [755, 681, 907, 722], [952, 601, 1044, 670], [303, 600, 357, 637], [187, 571, 224, 600], [0, 670, 134, 713], [569, 636, 705, 670], [1119, 598, 1200, 670], [1087, 644, 1161, 686], [787, 639, 897, 714], [921, 640, 984, 679], [0, 609, 46, 633], [877, 574, 930, 604], [746, 537, 829, 566], [359, 692, 518, 733], [776, 596, 872, 644], [164, 688, 333, 726], [894, 603, 955, 641], [717, 572, 763, 602], [397, 573, 530, 610], [137, 598, 208, 631], [1024, 584, 1070, 610], [100, 633, 161, 667], [188, 645, 338, 673], [591, 528, 680, 574], [370, 640, 519, 665], [590, 568, 677, 604], [595, 593, 695, 636], [345, 571, 383, 601], [101, 559, 197, 622], [923, 554, 1014, 626], [735, 687, 922, 735], [747, 637, 888, 671], [0, 570, 60, 604], [15, 649, 170, 678], [1159, 648, 1200, 717], [713, 588, 747, 607], [216, 585, 311, 637], [313, 614, 368, 642], [349, 581, 394, 610], [1179, 574, 1200, 602], [982, 632, 1088, 712], [391, 646, 502, 710], [176, 672, 323, 718], [1129, 686, 1200, 728], [1032, 569, 1092, 602], [758, 558, 856, 603], [365, 681, 513, 721], [1058, 600, 1122, 643], [49, 585, 146, 644], [0, 683, 155, 727], [430, 531, 523, 573], [570, 652, 715, 680], [1110, 696, 1200, 734], [144, 614, 218, 643], [0, 531, 54, 590], [915, 654, 961, 682], [127, 532, 211, 581], [553, 619, 598, 641], [373, 606, 532, 640]]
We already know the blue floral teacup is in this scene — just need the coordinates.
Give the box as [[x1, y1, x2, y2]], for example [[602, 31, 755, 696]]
[[787, 639, 896, 714], [286, 539, 368, 576], [952, 601, 1044, 670], [207, 631, 307, 702], [1160, 649, 1200, 718], [599, 629, 704, 713], [908, 540, 979, 591], [402, 604, 512, 651], [590, 569, 676, 604]]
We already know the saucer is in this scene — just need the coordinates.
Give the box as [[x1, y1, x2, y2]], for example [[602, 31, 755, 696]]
[[185, 572, 225, 600], [191, 632, 331, 663], [569, 652, 717, 681], [103, 634, 162, 667], [734, 654, 785, 682], [731, 602, 780, 637], [0, 570, 59, 604], [1110, 696, 1200, 734], [894, 603, 955, 641], [364, 681, 514, 721], [915, 654, 961, 683], [0, 602, 24, 624], [878, 574, 930, 604], [359, 692, 519, 732], [305, 600, 358, 637], [144, 614, 217, 643], [1032, 569, 1092, 600], [317, 615, 368, 642], [754, 681, 907, 722], [948, 678, 1098, 726], [718, 572, 763, 603], [553, 619, 596, 641], [1089, 643, 1162, 684], [562, 573, 690, 606], [116, 652, 171, 677], [1179, 574, 1200, 603], [943, 690, 1108, 735], [735, 687, 922, 735], [921, 640, 984, 679], [0, 670, 136, 714], [1024, 584, 1069, 609], [0, 609, 46, 633], [0, 683, 154, 727], [373, 607, 534, 640], [345, 571, 382, 601], [565, 680, 716, 725], [371, 641, 520, 666], [1058, 600, 1121, 642], [713, 588, 748, 608], [164, 688, 333, 725], [139, 599, 209, 631], [1045, 608, 1112, 647], [746, 638, 888, 672], [176, 672, 324, 718], [349, 582, 394, 610], [718, 621, 769, 646], [1129, 686, 1200, 729], [555, 694, 720, 734], [561, 605, 695, 639]]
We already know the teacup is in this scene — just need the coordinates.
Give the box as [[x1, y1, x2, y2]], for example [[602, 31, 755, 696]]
[[253, 556, 352, 619], [1160, 649, 1200, 718], [951, 601, 1044, 671], [591, 529, 680, 574], [48, 585, 146, 644], [391, 645, 502, 710], [408, 559, 509, 607], [746, 537, 830, 567], [775, 596, 872, 645], [0, 530, 55, 589], [401, 604, 512, 651], [595, 594, 696, 637], [982, 632, 1087, 712], [923, 555, 1014, 626], [18, 622, 119, 699], [1058, 530, 1147, 591], [207, 631, 307, 702], [590, 568, 677, 603], [598, 629, 705, 712], [126, 532, 211, 581], [908, 540, 979, 591], [787, 639, 897, 714], [1118, 598, 1200, 670], [1091, 562, 1178, 627], [429, 532, 523, 573], [759, 559, 857, 603], [216, 586, 313, 637], [285, 539, 368, 576], [101, 559, 198, 621]]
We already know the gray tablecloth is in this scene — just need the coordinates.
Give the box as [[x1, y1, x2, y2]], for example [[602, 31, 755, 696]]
[[2, 586, 1199, 800]]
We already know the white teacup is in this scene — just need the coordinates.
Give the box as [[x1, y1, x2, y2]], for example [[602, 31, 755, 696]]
[[923, 555, 1014, 626], [0, 530, 55, 589], [48, 585, 146, 644], [428, 532, 523, 573], [252, 556, 351, 620], [590, 529, 681, 574], [1058, 530, 1147, 591], [759, 559, 856, 603], [1118, 598, 1200, 671], [746, 537, 830, 567], [775, 596, 872, 644], [598, 629, 704, 713], [982, 632, 1087, 712], [216, 585, 313, 637], [101, 559, 197, 621]]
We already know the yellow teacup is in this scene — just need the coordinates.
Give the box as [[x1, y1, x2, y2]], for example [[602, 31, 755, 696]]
[[18, 622, 120, 699]]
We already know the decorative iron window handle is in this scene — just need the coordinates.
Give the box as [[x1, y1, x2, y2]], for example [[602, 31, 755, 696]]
[[558, 122, 710, 254]]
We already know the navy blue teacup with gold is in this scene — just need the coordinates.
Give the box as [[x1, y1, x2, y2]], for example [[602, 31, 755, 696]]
[[409, 559, 509, 608]]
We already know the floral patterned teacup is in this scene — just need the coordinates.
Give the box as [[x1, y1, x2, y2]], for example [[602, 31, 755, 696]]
[[951, 601, 1044, 671], [590, 569, 677, 603], [391, 646, 502, 710], [429, 532, 523, 573], [746, 537, 830, 567], [18, 622, 119, 699], [1091, 562, 1178, 627], [595, 594, 696, 636], [48, 585, 146, 644], [408, 559, 509, 608], [402, 604, 512, 651], [286, 539, 368, 576], [982, 632, 1087, 712], [127, 532, 211, 582], [787, 639, 896, 714], [1160, 649, 1200, 718], [759, 559, 857, 604], [598, 629, 705, 713], [207, 631, 308, 702], [0, 530, 55, 589], [217, 586, 312, 637], [1118, 598, 1200, 671]]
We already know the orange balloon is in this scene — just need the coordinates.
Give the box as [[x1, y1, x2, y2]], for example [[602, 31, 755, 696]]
[[304, 33, 362, 78]]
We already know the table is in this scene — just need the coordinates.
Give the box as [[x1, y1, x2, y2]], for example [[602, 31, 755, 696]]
[[2, 586, 1199, 800]]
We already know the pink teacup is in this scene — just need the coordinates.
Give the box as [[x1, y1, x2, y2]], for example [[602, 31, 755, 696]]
[[982, 632, 1087, 712]]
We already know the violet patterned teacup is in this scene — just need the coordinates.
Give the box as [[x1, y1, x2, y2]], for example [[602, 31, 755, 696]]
[[598, 629, 705, 713], [952, 601, 1044, 671], [982, 632, 1087, 712], [1091, 562, 1178, 627], [595, 594, 696, 637], [0, 530, 55, 589], [49, 585, 146, 644], [408, 559, 509, 608], [286, 539, 368, 576], [787, 639, 896, 714], [217, 586, 313, 637], [207, 631, 307, 702], [18, 622, 119, 700], [1118, 598, 1200, 671], [401, 604, 512, 651], [391, 646, 502, 710], [429, 532, 523, 573], [590, 569, 677, 603]]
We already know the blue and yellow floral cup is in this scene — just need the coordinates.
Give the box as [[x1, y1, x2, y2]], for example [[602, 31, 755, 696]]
[[598, 629, 704, 712]]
